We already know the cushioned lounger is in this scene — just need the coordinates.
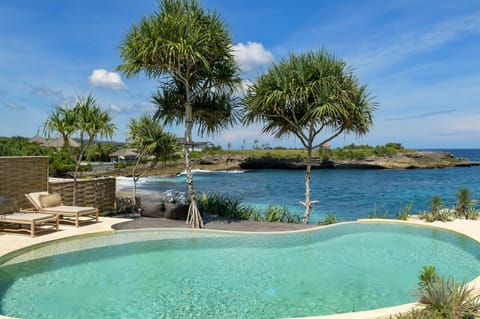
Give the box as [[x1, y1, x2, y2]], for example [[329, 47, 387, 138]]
[[26, 192, 99, 227], [0, 199, 59, 237]]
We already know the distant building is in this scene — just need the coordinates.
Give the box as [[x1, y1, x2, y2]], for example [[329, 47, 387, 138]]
[[29, 135, 81, 148], [109, 149, 139, 162], [322, 143, 331, 150], [176, 137, 213, 151]]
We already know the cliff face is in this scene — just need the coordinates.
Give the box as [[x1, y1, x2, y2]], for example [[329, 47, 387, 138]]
[[201, 151, 475, 170]]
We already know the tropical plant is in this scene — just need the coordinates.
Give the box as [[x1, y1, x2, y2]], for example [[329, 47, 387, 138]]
[[317, 213, 339, 225], [430, 195, 444, 217], [418, 276, 480, 319], [118, 0, 241, 228], [397, 201, 413, 221], [243, 49, 377, 224], [418, 265, 440, 291], [264, 205, 301, 223], [127, 114, 178, 207], [43, 94, 115, 204], [455, 187, 478, 219], [405, 265, 480, 319]]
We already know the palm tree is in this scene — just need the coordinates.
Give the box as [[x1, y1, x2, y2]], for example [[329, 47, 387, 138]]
[[43, 106, 77, 153], [43, 94, 115, 205], [73, 95, 115, 205], [117, 0, 240, 228], [243, 49, 377, 224], [128, 114, 178, 207]]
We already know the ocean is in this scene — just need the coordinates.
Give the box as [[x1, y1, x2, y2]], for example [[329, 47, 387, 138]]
[[117, 149, 480, 223]]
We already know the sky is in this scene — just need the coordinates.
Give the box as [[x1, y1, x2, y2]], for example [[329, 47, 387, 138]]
[[1, 0, 479, 149]]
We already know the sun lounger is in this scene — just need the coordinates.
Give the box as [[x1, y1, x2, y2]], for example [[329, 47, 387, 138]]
[[0, 198, 58, 237], [26, 192, 99, 227]]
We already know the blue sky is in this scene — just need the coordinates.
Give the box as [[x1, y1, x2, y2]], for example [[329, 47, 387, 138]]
[[1, 0, 480, 149]]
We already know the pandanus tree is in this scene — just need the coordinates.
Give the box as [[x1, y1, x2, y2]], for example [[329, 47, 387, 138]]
[[43, 94, 115, 205], [117, 0, 240, 228], [243, 49, 377, 224], [128, 114, 178, 207]]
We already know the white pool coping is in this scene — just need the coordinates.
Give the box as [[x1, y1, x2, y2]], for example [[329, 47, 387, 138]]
[[1, 217, 480, 319]]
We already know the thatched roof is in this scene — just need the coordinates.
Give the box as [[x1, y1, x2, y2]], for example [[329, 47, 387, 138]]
[[109, 148, 138, 157], [29, 135, 80, 148]]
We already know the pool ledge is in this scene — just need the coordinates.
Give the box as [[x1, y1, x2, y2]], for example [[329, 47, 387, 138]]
[[2, 217, 480, 319]]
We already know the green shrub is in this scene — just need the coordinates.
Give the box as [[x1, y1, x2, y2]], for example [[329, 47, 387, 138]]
[[455, 187, 478, 219], [197, 193, 301, 223], [397, 202, 413, 220], [264, 205, 301, 223], [368, 203, 389, 219], [398, 265, 480, 319], [317, 213, 339, 225]]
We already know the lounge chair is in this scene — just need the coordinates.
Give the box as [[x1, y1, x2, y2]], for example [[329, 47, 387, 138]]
[[0, 198, 58, 237], [25, 192, 99, 227]]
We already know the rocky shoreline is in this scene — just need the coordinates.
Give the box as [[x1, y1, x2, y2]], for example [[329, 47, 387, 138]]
[[200, 151, 480, 170], [86, 151, 479, 178]]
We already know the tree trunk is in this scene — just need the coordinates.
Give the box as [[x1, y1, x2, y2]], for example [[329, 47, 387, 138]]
[[131, 157, 141, 208], [73, 158, 80, 206], [184, 89, 203, 229], [302, 147, 313, 224]]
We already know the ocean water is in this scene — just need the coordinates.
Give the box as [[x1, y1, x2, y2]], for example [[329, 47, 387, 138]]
[[117, 149, 480, 223]]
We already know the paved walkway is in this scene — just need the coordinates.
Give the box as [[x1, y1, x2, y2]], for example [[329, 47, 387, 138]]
[[112, 214, 317, 232]]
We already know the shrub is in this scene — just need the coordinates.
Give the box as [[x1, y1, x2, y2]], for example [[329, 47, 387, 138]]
[[264, 205, 301, 223], [397, 202, 413, 221], [317, 213, 339, 225], [399, 265, 480, 319], [197, 193, 301, 223], [455, 187, 478, 219]]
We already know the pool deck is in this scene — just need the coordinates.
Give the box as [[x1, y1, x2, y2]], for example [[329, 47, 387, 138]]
[[1, 216, 480, 319]]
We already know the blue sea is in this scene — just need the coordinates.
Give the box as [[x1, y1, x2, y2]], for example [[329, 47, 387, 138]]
[[117, 149, 480, 223]]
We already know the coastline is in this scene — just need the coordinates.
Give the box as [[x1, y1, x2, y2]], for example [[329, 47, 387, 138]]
[[87, 150, 480, 178]]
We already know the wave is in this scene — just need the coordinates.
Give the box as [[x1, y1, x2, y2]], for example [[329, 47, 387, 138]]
[[176, 169, 246, 176]]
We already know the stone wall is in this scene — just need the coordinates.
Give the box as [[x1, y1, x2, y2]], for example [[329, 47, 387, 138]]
[[0, 156, 49, 208], [49, 177, 116, 213], [0, 156, 116, 213]]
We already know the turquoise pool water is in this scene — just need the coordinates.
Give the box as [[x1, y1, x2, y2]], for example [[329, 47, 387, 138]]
[[1, 223, 480, 319]]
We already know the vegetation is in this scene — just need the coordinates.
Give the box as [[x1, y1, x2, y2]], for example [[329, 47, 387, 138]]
[[196, 193, 301, 223], [317, 213, 339, 225], [455, 187, 478, 219], [85, 142, 119, 162], [397, 202, 413, 221], [118, 0, 241, 228], [394, 266, 480, 319], [43, 94, 116, 205], [243, 49, 377, 224], [127, 114, 178, 207]]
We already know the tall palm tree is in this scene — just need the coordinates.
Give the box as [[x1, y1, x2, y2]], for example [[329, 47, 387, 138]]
[[243, 49, 377, 224], [73, 95, 115, 205], [43, 106, 77, 153], [117, 0, 240, 228], [128, 114, 178, 207], [43, 94, 115, 205]]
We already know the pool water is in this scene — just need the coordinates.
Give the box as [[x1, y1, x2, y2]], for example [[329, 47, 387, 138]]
[[1, 223, 480, 319]]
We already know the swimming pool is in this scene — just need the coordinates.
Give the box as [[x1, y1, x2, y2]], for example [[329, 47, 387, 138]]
[[1, 223, 480, 319]]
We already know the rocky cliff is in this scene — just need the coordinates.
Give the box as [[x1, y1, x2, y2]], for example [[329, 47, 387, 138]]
[[199, 151, 477, 170]]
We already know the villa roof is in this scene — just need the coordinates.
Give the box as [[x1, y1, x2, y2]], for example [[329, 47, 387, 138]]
[[109, 148, 139, 157], [29, 135, 81, 148]]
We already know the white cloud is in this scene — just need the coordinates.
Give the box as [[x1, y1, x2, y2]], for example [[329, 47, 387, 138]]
[[4, 102, 26, 110], [109, 104, 123, 112], [232, 42, 274, 72], [88, 69, 127, 90]]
